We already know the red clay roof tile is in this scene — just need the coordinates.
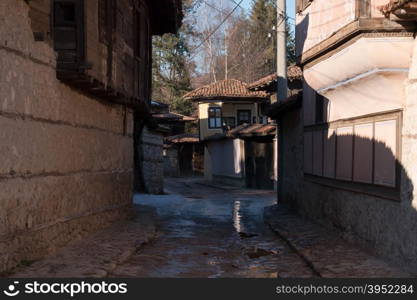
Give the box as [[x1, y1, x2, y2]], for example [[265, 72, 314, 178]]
[[183, 79, 268, 101], [247, 65, 303, 90]]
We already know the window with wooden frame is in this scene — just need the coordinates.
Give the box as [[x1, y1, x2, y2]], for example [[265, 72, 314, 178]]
[[223, 117, 236, 129], [98, 0, 115, 45], [208, 107, 222, 129], [53, 0, 84, 67], [237, 110, 252, 126], [303, 111, 402, 199]]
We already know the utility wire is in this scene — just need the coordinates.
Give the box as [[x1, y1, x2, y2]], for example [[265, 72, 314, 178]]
[[190, 0, 244, 58], [229, 0, 296, 21], [201, 0, 230, 14], [189, 0, 294, 61]]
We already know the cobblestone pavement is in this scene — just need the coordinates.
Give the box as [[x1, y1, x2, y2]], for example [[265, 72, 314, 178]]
[[265, 205, 414, 278], [7, 177, 413, 278], [110, 178, 316, 278], [7, 177, 316, 278], [7, 206, 158, 278]]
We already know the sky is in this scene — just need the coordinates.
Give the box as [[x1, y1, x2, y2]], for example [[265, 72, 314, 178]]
[[191, 0, 296, 73], [237, 0, 296, 29]]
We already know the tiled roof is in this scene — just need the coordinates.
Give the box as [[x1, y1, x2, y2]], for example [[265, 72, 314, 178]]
[[247, 65, 303, 90], [165, 133, 200, 144], [183, 79, 268, 101], [153, 112, 196, 122], [266, 92, 303, 118], [228, 124, 276, 137], [379, 0, 415, 16], [204, 124, 276, 141]]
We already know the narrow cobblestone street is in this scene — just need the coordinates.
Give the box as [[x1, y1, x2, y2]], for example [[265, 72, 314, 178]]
[[110, 177, 315, 278], [8, 177, 412, 278]]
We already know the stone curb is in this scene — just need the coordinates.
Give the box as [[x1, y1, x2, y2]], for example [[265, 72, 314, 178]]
[[7, 205, 159, 278], [264, 205, 411, 278], [264, 206, 322, 277]]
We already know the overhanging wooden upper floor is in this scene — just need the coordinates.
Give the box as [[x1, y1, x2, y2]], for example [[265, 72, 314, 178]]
[[296, 0, 417, 66]]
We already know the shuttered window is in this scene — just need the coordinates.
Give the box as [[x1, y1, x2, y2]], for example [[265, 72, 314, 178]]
[[53, 0, 84, 66], [98, 0, 116, 45]]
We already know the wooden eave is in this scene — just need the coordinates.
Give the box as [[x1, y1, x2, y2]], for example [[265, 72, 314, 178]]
[[188, 96, 268, 103], [150, 0, 183, 35], [298, 18, 417, 67], [390, 2, 417, 20]]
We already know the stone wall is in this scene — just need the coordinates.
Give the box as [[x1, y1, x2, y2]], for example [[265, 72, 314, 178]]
[[0, 0, 134, 272], [140, 127, 164, 194]]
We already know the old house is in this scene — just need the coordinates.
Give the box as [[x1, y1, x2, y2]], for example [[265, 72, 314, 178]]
[[201, 124, 277, 188], [247, 65, 303, 102], [269, 0, 417, 270], [183, 79, 277, 188], [151, 100, 197, 136], [164, 133, 203, 177], [149, 100, 201, 179], [183, 79, 269, 141], [134, 100, 198, 194], [0, 0, 182, 272]]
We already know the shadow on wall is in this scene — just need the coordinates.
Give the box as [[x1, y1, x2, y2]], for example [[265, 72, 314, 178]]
[[295, 11, 309, 64], [300, 121, 417, 269], [244, 139, 275, 190]]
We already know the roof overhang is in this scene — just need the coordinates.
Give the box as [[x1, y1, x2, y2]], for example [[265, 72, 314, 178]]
[[189, 96, 268, 103], [150, 0, 184, 35], [379, 0, 417, 20], [267, 92, 303, 119]]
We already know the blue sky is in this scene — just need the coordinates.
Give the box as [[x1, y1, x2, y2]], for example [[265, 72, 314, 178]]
[[239, 0, 296, 29], [240, 0, 295, 17]]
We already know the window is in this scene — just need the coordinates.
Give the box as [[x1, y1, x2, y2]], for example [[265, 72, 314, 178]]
[[208, 107, 222, 129], [98, 0, 115, 45], [223, 117, 236, 129], [304, 112, 400, 190], [53, 0, 84, 65], [55, 3, 75, 23], [237, 110, 251, 126]]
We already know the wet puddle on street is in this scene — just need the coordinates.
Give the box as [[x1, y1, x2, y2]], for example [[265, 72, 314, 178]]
[[109, 178, 315, 278]]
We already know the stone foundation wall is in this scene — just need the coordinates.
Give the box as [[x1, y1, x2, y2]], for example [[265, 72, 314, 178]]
[[0, 0, 134, 272], [140, 127, 164, 194]]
